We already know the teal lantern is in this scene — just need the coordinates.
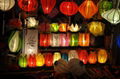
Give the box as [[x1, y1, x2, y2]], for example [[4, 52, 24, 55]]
[[99, 0, 112, 15], [50, 23, 59, 32], [61, 53, 68, 62], [18, 55, 27, 68]]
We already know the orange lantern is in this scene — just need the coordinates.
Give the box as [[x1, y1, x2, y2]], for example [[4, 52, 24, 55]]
[[44, 53, 53, 66], [36, 53, 45, 67], [88, 51, 97, 64], [78, 0, 98, 19], [27, 54, 36, 67], [79, 33, 90, 46], [59, 23, 68, 32]]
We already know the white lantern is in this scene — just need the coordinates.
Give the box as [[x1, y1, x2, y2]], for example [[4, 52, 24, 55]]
[[69, 24, 80, 32], [0, 0, 15, 11], [68, 50, 79, 61], [101, 9, 120, 24]]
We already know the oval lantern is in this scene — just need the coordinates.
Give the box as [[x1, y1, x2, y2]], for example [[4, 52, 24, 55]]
[[70, 33, 79, 46], [98, 0, 112, 15], [88, 21, 105, 36], [18, 55, 27, 68], [88, 51, 97, 64], [41, 0, 56, 14], [0, 0, 15, 11], [27, 54, 36, 67], [98, 49, 108, 64], [59, 23, 68, 32], [53, 52, 61, 64], [116, 35, 120, 48], [78, 50, 88, 64], [69, 24, 80, 32], [60, 1, 78, 16], [44, 53, 53, 66], [68, 50, 79, 61], [79, 33, 90, 46], [18, 0, 38, 12], [50, 23, 59, 32], [101, 9, 120, 24], [36, 53, 45, 67], [61, 53, 68, 62], [79, 0, 98, 19]]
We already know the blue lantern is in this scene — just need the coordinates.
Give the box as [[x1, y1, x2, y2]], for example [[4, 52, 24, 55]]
[[61, 53, 68, 62]]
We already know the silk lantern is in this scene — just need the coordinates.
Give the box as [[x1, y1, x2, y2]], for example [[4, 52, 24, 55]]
[[50, 23, 59, 32], [36, 53, 45, 67], [79, 0, 98, 19], [53, 52, 61, 64], [79, 33, 90, 46], [50, 34, 60, 47], [44, 53, 53, 66], [68, 50, 79, 61], [98, 0, 112, 15], [59, 23, 68, 32], [18, 55, 27, 68], [69, 24, 80, 32], [41, 0, 56, 14], [60, 1, 78, 16], [88, 51, 97, 64], [27, 54, 36, 67], [61, 53, 68, 62], [88, 21, 105, 36], [98, 49, 108, 64], [70, 33, 79, 46], [78, 50, 88, 64], [18, 0, 38, 12], [0, 0, 15, 11], [101, 9, 120, 24]]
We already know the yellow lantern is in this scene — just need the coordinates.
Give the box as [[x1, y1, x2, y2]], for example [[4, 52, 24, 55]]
[[53, 52, 61, 64], [88, 21, 105, 36], [69, 24, 80, 32], [68, 50, 79, 61], [0, 0, 15, 11], [98, 49, 108, 64], [36, 53, 45, 67]]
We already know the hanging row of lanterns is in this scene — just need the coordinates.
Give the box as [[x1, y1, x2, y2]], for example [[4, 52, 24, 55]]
[[18, 49, 108, 68], [39, 33, 90, 47]]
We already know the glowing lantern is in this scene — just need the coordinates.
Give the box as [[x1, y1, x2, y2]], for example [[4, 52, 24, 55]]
[[69, 24, 80, 32], [0, 0, 15, 11], [61, 53, 68, 62], [18, 55, 27, 68], [98, 49, 108, 64], [79, 0, 98, 19], [50, 34, 60, 47], [44, 53, 53, 66], [41, 0, 56, 14], [53, 52, 61, 64], [68, 50, 78, 61], [88, 21, 105, 36], [70, 33, 79, 46], [18, 0, 38, 12], [116, 35, 120, 48], [88, 51, 97, 64], [27, 54, 36, 67], [59, 23, 68, 32], [60, 1, 78, 16], [36, 53, 45, 67], [101, 9, 120, 24], [50, 23, 59, 32], [39, 34, 51, 47], [98, 0, 112, 15], [79, 33, 90, 46], [78, 50, 88, 64], [38, 22, 50, 32]]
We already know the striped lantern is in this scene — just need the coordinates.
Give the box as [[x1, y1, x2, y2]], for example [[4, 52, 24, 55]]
[[70, 33, 79, 46]]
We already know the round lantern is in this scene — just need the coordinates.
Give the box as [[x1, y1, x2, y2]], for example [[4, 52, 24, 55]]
[[59, 23, 68, 32], [68, 50, 79, 61], [60, 1, 78, 16], [36, 53, 45, 67], [101, 9, 120, 24], [79, 33, 90, 46], [18, 55, 27, 68], [78, 0, 98, 19], [69, 24, 80, 32], [50, 34, 60, 47], [0, 0, 15, 11], [27, 54, 36, 67], [88, 51, 97, 64], [70, 33, 79, 46], [50, 23, 59, 32], [98, 49, 108, 64], [61, 53, 68, 62], [53, 52, 61, 64], [41, 0, 56, 14], [44, 53, 53, 66], [88, 21, 105, 36], [18, 0, 38, 12], [98, 0, 112, 15], [78, 50, 88, 64], [116, 35, 120, 48]]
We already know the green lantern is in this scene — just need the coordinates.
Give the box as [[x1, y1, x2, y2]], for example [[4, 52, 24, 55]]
[[70, 33, 79, 46], [18, 55, 27, 68], [50, 23, 59, 32], [99, 0, 112, 15]]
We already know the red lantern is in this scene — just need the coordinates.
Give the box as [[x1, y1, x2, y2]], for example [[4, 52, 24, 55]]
[[78, 0, 98, 19], [44, 53, 53, 66], [18, 0, 38, 12], [60, 1, 78, 16], [78, 50, 88, 64], [41, 0, 56, 14], [27, 54, 36, 67], [88, 51, 97, 64]]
